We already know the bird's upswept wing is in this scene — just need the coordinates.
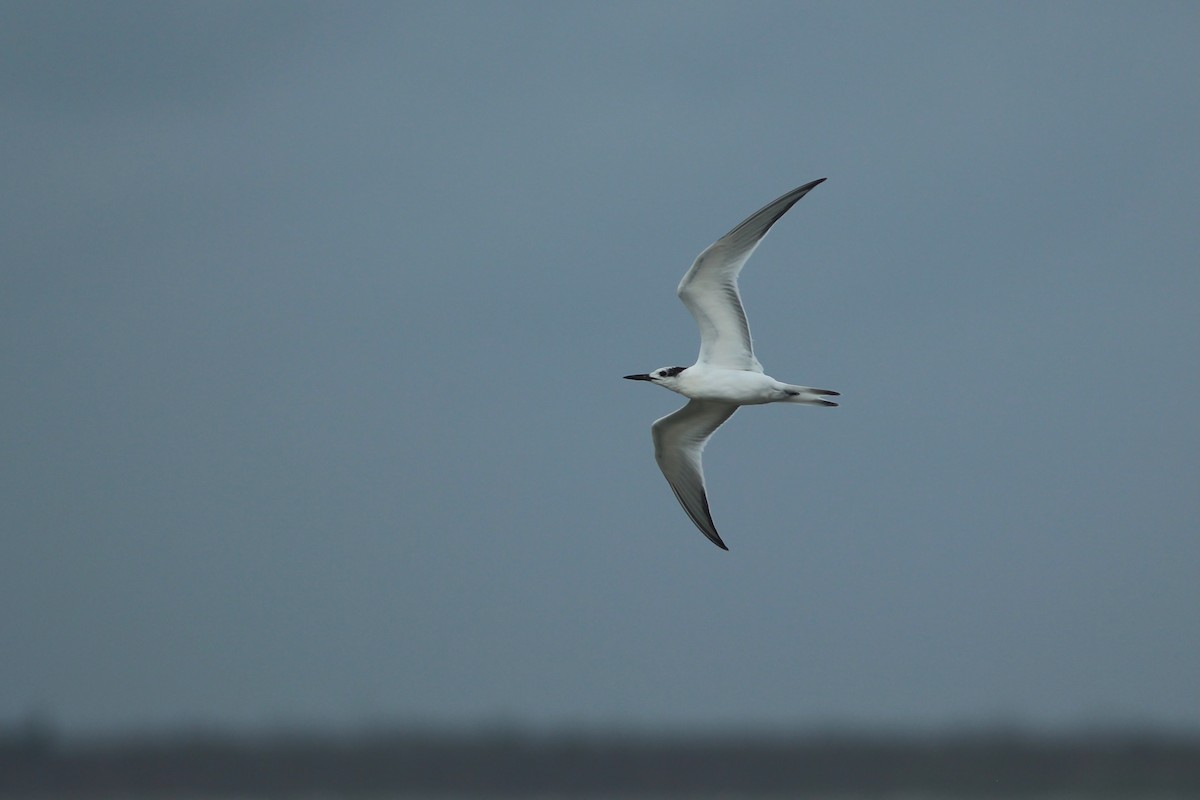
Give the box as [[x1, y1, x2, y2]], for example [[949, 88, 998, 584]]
[[676, 178, 825, 371], [651, 399, 739, 549]]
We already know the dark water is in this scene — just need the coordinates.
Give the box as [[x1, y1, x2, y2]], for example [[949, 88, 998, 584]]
[[3, 726, 1199, 798]]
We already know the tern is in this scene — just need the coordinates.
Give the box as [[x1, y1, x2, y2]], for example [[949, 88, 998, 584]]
[[624, 178, 838, 550]]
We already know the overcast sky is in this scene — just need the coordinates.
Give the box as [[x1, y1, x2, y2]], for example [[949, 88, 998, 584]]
[[2, 1, 1197, 736]]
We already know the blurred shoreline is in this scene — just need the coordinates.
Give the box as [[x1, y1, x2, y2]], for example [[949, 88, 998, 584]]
[[3, 722, 1198, 798]]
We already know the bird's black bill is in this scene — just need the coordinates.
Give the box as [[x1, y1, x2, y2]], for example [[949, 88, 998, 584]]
[[623, 374, 654, 381]]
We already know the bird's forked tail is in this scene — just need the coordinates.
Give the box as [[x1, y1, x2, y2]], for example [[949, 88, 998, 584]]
[[782, 385, 840, 407]]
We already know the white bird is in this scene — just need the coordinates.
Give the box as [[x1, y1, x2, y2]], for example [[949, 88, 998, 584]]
[[624, 178, 838, 550]]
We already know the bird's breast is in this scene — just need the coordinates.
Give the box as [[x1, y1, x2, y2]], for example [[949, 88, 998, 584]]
[[677, 368, 781, 405]]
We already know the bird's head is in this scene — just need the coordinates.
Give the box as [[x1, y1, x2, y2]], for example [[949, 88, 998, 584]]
[[623, 366, 688, 391]]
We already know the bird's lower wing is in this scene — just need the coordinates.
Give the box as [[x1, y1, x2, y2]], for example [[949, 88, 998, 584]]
[[651, 400, 739, 549], [677, 178, 826, 371]]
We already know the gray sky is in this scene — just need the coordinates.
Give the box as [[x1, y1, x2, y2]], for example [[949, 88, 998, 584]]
[[2, 1, 1197, 736]]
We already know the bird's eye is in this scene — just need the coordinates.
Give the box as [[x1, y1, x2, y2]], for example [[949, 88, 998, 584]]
[[657, 370, 666, 377]]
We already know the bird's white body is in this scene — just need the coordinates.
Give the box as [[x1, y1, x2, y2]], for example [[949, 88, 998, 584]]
[[656, 365, 824, 406], [625, 178, 838, 550]]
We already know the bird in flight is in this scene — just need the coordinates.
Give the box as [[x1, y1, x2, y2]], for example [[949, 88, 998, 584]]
[[624, 178, 838, 550]]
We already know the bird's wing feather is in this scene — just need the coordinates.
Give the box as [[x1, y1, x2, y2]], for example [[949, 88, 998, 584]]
[[651, 399, 739, 549], [676, 178, 825, 371]]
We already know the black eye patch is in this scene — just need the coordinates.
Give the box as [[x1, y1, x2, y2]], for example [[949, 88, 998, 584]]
[[663, 366, 686, 377]]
